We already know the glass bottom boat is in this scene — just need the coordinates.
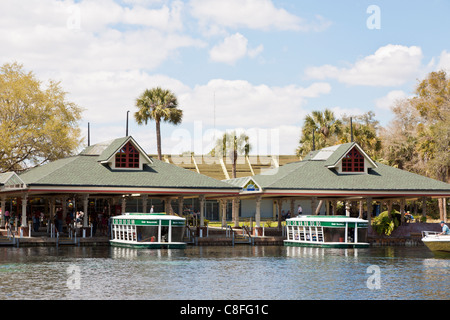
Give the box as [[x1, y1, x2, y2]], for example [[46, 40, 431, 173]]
[[110, 213, 187, 249], [284, 215, 369, 248]]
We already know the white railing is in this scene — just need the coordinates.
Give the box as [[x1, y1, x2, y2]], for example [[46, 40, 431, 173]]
[[422, 231, 450, 239]]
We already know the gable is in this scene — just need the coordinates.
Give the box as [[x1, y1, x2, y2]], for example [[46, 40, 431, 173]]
[[242, 178, 261, 192], [97, 136, 152, 170], [323, 142, 377, 174], [224, 176, 263, 193], [0, 172, 27, 191]]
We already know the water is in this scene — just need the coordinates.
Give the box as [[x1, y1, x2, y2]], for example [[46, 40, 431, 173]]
[[0, 245, 448, 300]]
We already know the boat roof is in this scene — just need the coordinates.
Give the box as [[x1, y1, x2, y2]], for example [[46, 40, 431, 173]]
[[288, 215, 368, 223], [112, 213, 185, 220]]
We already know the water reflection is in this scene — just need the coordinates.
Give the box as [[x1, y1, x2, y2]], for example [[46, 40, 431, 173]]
[[0, 246, 448, 300]]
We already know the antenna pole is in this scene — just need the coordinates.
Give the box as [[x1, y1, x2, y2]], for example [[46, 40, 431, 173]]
[[88, 122, 90, 146], [126, 110, 130, 136], [350, 117, 353, 142], [312, 129, 315, 151]]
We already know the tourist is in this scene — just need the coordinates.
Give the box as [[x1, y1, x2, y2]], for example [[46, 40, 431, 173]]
[[405, 211, 414, 223], [150, 205, 154, 213], [33, 211, 40, 232], [297, 205, 302, 216], [56, 208, 63, 232], [4, 210, 10, 226], [76, 211, 81, 225], [439, 221, 450, 235]]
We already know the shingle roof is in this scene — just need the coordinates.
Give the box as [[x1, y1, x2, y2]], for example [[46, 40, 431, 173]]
[[17, 137, 238, 191], [227, 142, 450, 194]]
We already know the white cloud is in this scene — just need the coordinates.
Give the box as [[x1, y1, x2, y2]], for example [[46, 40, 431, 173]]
[[209, 33, 263, 65], [305, 44, 424, 86], [436, 50, 450, 72], [189, 0, 331, 35], [0, 0, 204, 75], [179, 79, 331, 128], [374, 90, 408, 110], [69, 73, 330, 155], [60, 70, 190, 124]]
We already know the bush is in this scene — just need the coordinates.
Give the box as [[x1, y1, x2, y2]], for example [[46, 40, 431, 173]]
[[372, 210, 401, 236]]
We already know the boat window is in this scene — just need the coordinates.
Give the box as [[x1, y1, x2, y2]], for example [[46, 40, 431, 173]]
[[136, 226, 159, 242], [357, 228, 368, 243], [171, 226, 185, 242], [289, 226, 324, 242], [323, 228, 346, 243]]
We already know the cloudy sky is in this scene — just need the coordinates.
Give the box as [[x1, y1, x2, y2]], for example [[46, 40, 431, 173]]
[[1, 0, 449, 156]]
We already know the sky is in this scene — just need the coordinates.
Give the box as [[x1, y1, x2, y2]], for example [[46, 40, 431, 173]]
[[1, 0, 449, 157]]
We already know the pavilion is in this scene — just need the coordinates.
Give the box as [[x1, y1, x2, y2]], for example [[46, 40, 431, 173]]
[[0, 136, 240, 232], [225, 142, 450, 228]]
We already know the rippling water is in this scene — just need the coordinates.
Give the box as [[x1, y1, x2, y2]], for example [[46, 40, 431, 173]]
[[0, 245, 448, 300]]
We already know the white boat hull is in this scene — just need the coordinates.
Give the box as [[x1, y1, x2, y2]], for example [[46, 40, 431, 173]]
[[421, 232, 450, 253]]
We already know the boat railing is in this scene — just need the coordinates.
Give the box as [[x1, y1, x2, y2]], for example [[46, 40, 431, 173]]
[[421, 231, 449, 239]]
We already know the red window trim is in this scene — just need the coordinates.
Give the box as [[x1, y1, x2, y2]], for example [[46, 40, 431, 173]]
[[341, 147, 365, 172], [115, 142, 140, 168]]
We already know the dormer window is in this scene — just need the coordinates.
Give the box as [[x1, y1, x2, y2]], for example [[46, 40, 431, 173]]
[[115, 142, 140, 168], [341, 147, 364, 172]]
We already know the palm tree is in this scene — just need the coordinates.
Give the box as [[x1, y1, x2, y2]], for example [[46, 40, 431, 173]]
[[210, 131, 251, 178], [134, 87, 183, 160], [297, 109, 342, 158]]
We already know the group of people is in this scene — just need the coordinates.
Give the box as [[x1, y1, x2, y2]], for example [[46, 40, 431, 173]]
[[2, 207, 112, 237], [279, 205, 303, 221]]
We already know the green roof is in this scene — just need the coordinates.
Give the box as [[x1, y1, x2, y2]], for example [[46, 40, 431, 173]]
[[227, 142, 450, 194], [17, 137, 238, 191]]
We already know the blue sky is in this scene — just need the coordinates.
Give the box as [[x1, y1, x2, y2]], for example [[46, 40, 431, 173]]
[[1, 0, 449, 156]]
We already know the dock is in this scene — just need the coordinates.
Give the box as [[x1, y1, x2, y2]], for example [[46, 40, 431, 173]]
[[1, 223, 441, 248]]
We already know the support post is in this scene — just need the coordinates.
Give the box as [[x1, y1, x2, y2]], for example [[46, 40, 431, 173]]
[[199, 195, 205, 227], [142, 194, 148, 213], [221, 199, 227, 228], [83, 194, 89, 227], [255, 195, 262, 228], [21, 193, 28, 227], [366, 197, 373, 223], [1, 196, 6, 228]]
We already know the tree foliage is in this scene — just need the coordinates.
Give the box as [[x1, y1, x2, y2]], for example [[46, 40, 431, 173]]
[[0, 62, 83, 173], [134, 87, 182, 160], [296, 109, 381, 159], [296, 109, 342, 158], [380, 70, 450, 182]]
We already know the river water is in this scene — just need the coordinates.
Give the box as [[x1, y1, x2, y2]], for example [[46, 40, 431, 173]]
[[0, 245, 448, 300]]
